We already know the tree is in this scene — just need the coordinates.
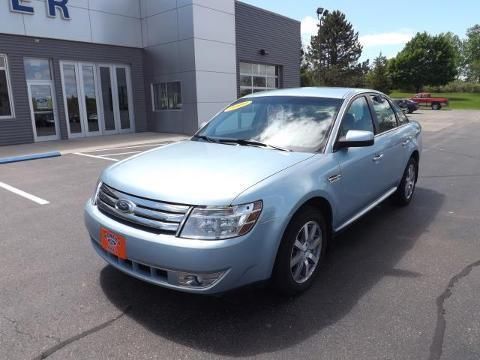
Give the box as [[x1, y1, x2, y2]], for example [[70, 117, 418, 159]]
[[300, 63, 315, 87], [305, 10, 366, 87], [300, 49, 315, 87], [365, 53, 392, 94], [442, 31, 465, 78], [463, 25, 480, 82], [389, 32, 458, 92]]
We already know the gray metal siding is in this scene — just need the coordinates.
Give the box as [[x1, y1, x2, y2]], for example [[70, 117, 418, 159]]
[[0, 33, 146, 146], [235, 1, 301, 96], [142, 48, 198, 136]]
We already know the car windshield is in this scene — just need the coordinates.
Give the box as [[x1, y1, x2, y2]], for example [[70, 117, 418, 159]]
[[194, 96, 343, 152]]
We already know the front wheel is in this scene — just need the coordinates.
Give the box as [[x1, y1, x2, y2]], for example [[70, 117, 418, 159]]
[[271, 206, 328, 295], [432, 103, 441, 110], [393, 157, 418, 206]]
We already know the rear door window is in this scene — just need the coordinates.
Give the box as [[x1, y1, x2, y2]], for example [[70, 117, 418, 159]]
[[392, 102, 409, 125], [370, 95, 398, 134]]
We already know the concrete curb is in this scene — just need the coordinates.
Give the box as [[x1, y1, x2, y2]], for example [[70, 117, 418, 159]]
[[0, 151, 61, 165]]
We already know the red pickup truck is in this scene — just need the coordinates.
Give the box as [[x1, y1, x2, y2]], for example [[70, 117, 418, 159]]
[[410, 93, 449, 110]]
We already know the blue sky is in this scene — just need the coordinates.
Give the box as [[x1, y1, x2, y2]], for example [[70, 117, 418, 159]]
[[241, 0, 480, 61]]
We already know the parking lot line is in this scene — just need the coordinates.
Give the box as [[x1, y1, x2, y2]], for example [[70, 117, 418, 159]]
[[0, 181, 50, 205], [99, 151, 142, 157], [92, 143, 169, 152], [73, 153, 119, 162]]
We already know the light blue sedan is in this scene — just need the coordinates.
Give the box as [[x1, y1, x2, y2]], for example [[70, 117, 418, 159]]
[[84, 87, 422, 295]]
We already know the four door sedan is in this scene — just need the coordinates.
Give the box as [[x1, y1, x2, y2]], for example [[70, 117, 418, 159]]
[[84, 87, 422, 295]]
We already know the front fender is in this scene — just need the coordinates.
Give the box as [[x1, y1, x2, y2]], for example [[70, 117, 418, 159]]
[[232, 154, 341, 276]]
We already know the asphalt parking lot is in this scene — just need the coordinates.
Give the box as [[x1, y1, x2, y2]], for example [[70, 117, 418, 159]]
[[1, 110, 480, 360]]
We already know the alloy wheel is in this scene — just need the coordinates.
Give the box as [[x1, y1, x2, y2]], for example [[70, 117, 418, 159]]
[[404, 163, 416, 199], [290, 221, 322, 284]]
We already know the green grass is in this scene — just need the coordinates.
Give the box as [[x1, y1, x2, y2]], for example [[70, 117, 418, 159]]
[[390, 91, 480, 110]]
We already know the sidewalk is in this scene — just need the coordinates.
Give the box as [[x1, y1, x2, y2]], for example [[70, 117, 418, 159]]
[[0, 132, 188, 160]]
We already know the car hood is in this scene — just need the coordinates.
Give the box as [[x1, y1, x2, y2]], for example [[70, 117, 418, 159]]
[[102, 140, 314, 205]]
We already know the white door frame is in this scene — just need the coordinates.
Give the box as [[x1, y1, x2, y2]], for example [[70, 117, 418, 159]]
[[97, 64, 135, 135], [27, 80, 60, 142], [114, 65, 135, 134], [80, 63, 103, 137], [60, 61, 102, 138], [97, 65, 117, 136]]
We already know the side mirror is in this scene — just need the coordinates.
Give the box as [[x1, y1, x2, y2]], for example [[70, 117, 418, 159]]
[[335, 130, 374, 150]]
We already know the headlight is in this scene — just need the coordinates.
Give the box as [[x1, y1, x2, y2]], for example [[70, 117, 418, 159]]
[[180, 201, 263, 240], [91, 180, 102, 205]]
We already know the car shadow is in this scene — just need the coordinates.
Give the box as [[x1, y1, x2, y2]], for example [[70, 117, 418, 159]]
[[100, 187, 444, 356]]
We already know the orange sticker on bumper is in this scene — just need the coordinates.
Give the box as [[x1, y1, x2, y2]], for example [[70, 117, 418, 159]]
[[100, 228, 127, 260]]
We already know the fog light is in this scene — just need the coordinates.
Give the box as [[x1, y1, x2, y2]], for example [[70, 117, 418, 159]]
[[177, 271, 225, 288]]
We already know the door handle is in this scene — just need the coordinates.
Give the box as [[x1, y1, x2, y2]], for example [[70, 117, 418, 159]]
[[328, 174, 342, 183], [372, 153, 384, 162]]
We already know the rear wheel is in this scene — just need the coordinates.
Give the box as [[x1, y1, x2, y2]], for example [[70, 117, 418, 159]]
[[393, 157, 418, 206], [432, 102, 441, 110], [271, 206, 328, 295]]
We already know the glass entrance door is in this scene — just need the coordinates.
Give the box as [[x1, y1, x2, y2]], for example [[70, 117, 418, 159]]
[[97, 65, 134, 135], [25, 58, 60, 142], [61, 62, 101, 138], [27, 82, 59, 141]]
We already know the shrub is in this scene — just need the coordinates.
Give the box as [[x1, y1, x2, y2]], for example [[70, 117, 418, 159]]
[[424, 80, 480, 93]]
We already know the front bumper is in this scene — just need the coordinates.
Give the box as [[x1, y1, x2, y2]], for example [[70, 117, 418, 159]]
[[84, 201, 279, 294]]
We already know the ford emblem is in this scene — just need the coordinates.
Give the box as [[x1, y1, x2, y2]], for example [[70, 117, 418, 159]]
[[115, 199, 135, 214]]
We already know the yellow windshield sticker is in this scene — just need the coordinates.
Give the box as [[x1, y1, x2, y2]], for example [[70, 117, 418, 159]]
[[224, 101, 252, 112]]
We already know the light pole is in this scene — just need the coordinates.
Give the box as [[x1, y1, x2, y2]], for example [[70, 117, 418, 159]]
[[316, 7, 328, 27], [316, 7, 328, 71]]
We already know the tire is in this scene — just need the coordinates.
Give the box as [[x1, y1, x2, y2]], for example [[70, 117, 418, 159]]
[[271, 206, 328, 295], [393, 157, 418, 206], [432, 103, 441, 110]]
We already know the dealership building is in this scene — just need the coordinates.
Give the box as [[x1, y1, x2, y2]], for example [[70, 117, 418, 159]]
[[0, 0, 300, 146]]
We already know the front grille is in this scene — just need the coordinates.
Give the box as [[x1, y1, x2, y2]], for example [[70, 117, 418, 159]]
[[97, 183, 191, 235]]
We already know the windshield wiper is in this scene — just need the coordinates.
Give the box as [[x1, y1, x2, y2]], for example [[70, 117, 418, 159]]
[[194, 135, 290, 152], [216, 138, 291, 152], [193, 135, 218, 143]]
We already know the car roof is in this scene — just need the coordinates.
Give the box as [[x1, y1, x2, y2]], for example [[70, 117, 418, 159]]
[[243, 87, 381, 100]]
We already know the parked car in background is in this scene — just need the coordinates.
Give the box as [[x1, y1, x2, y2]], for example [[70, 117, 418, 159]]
[[393, 99, 419, 114], [84, 87, 422, 295], [410, 93, 449, 110]]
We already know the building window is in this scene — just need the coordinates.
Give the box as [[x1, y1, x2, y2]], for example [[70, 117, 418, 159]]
[[152, 82, 182, 110], [24, 58, 53, 81], [0, 55, 14, 118], [239, 62, 279, 97]]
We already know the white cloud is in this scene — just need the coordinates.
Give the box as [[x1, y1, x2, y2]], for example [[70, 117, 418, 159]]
[[301, 18, 414, 52], [359, 30, 415, 48], [301, 16, 318, 46]]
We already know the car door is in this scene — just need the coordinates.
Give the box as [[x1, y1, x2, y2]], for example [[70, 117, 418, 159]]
[[391, 101, 416, 174], [331, 95, 386, 226], [368, 94, 405, 188]]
